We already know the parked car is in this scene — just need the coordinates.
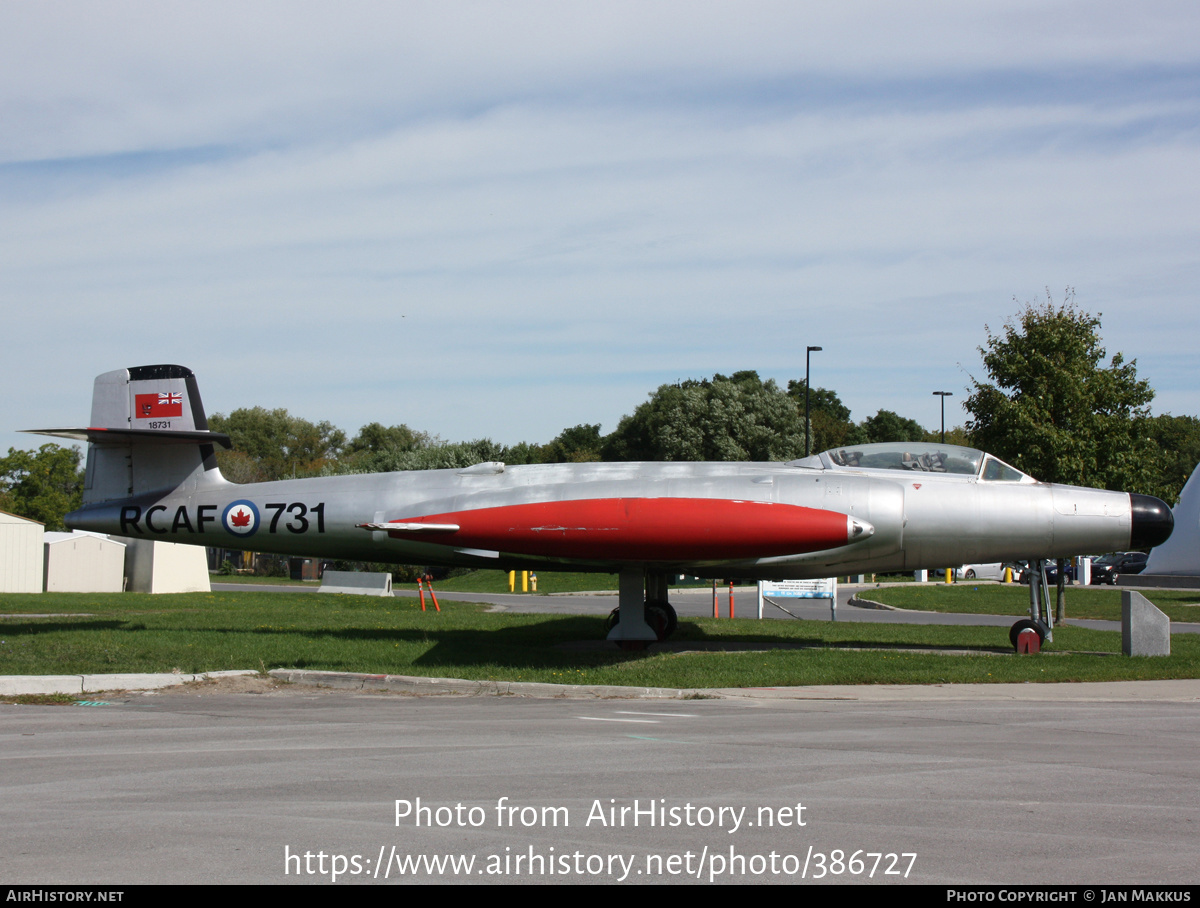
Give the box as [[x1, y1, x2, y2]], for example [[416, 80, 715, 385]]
[[1018, 561, 1076, 585], [1090, 552, 1148, 585], [960, 562, 1012, 581]]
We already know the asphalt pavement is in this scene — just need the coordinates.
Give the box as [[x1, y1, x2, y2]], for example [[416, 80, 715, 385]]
[[6, 582, 1200, 885], [4, 678, 1198, 884]]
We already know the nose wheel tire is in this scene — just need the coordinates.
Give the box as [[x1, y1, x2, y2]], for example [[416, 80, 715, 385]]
[[1009, 618, 1047, 651]]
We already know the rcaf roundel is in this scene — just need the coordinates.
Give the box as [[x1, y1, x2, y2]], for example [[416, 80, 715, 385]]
[[222, 500, 260, 537]]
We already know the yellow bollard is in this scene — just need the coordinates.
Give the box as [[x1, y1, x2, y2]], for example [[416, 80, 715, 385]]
[[945, 568, 953, 584], [507, 570, 516, 592], [521, 570, 529, 592], [1003, 567, 1012, 584]]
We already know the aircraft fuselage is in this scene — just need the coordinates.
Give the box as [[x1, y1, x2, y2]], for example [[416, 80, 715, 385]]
[[65, 456, 1158, 580]]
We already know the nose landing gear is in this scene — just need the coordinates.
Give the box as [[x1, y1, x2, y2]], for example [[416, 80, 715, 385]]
[[1010, 559, 1053, 652]]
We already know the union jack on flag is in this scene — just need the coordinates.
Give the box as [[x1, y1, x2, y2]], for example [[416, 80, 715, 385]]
[[135, 391, 184, 419]]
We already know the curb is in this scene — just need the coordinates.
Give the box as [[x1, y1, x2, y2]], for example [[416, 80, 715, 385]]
[[269, 669, 712, 700], [4, 670, 1200, 703], [0, 669, 259, 696]]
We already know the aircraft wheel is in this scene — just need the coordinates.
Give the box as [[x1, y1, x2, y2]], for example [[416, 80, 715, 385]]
[[644, 603, 670, 642], [606, 605, 666, 644], [1008, 619, 1046, 651], [646, 599, 678, 639], [965, 570, 977, 580]]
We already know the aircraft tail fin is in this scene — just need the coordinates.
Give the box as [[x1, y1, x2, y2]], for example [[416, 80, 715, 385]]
[[25, 365, 231, 505], [1142, 464, 1199, 576]]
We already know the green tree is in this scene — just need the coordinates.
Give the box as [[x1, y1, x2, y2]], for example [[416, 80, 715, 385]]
[[965, 292, 1158, 489], [344, 422, 428, 457], [209, 407, 347, 481], [850, 409, 929, 445], [787, 380, 854, 452], [339, 422, 432, 473], [332, 438, 509, 473], [602, 371, 806, 462], [1142, 414, 1200, 504], [925, 425, 972, 446], [541, 424, 603, 463], [500, 441, 545, 466], [0, 444, 84, 530]]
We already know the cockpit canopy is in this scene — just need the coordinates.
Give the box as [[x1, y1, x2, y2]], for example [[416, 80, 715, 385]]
[[791, 442, 1035, 483]]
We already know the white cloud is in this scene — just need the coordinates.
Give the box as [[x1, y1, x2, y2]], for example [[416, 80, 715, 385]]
[[2, 1, 1198, 454]]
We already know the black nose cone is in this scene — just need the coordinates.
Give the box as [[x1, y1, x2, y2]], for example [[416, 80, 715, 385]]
[[1130, 494, 1174, 549]]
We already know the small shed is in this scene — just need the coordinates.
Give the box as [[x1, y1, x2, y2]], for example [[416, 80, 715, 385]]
[[116, 537, 211, 593], [0, 510, 44, 593], [44, 531, 126, 593]]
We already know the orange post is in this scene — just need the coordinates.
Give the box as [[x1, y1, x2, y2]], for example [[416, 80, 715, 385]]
[[423, 574, 441, 612], [728, 581, 735, 619], [417, 578, 426, 611], [712, 579, 718, 618]]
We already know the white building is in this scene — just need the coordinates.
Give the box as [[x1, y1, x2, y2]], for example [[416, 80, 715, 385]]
[[43, 531, 126, 593], [116, 537, 211, 593], [0, 510, 44, 593]]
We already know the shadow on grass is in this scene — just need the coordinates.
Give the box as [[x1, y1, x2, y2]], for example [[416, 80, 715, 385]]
[[0, 620, 128, 635], [156, 614, 1013, 674]]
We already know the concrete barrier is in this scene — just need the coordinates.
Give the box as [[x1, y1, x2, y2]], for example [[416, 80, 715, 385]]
[[1122, 590, 1170, 656], [319, 570, 394, 597]]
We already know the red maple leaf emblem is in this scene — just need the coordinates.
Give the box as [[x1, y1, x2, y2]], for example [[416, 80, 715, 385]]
[[230, 509, 251, 527]]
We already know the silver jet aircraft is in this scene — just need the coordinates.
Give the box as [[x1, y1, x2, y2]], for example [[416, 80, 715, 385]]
[[29, 365, 1174, 648]]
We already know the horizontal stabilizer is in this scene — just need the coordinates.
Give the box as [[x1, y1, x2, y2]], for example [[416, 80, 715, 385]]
[[24, 427, 232, 449]]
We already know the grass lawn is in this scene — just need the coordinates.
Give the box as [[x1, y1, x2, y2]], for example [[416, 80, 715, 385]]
[[859, 584, 1200, 623], [2, 591, 1197, 688]]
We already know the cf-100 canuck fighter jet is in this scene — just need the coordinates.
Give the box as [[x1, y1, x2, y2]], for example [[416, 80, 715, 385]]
[[28, 365, 1174, 648]]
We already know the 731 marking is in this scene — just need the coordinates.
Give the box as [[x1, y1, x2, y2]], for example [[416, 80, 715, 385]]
[[265, 502, 326, 533]]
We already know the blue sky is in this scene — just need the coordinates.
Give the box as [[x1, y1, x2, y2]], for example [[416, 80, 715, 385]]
[[3, 1, 1198, 455]]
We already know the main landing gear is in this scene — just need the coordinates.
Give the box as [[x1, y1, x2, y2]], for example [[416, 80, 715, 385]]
[[606, 600, 678, 643], [606, 570, 679, 649]]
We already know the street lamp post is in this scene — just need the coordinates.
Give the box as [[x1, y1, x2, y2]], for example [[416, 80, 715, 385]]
[[806, 346, 822, 456], [933, 391, 953, 444]]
